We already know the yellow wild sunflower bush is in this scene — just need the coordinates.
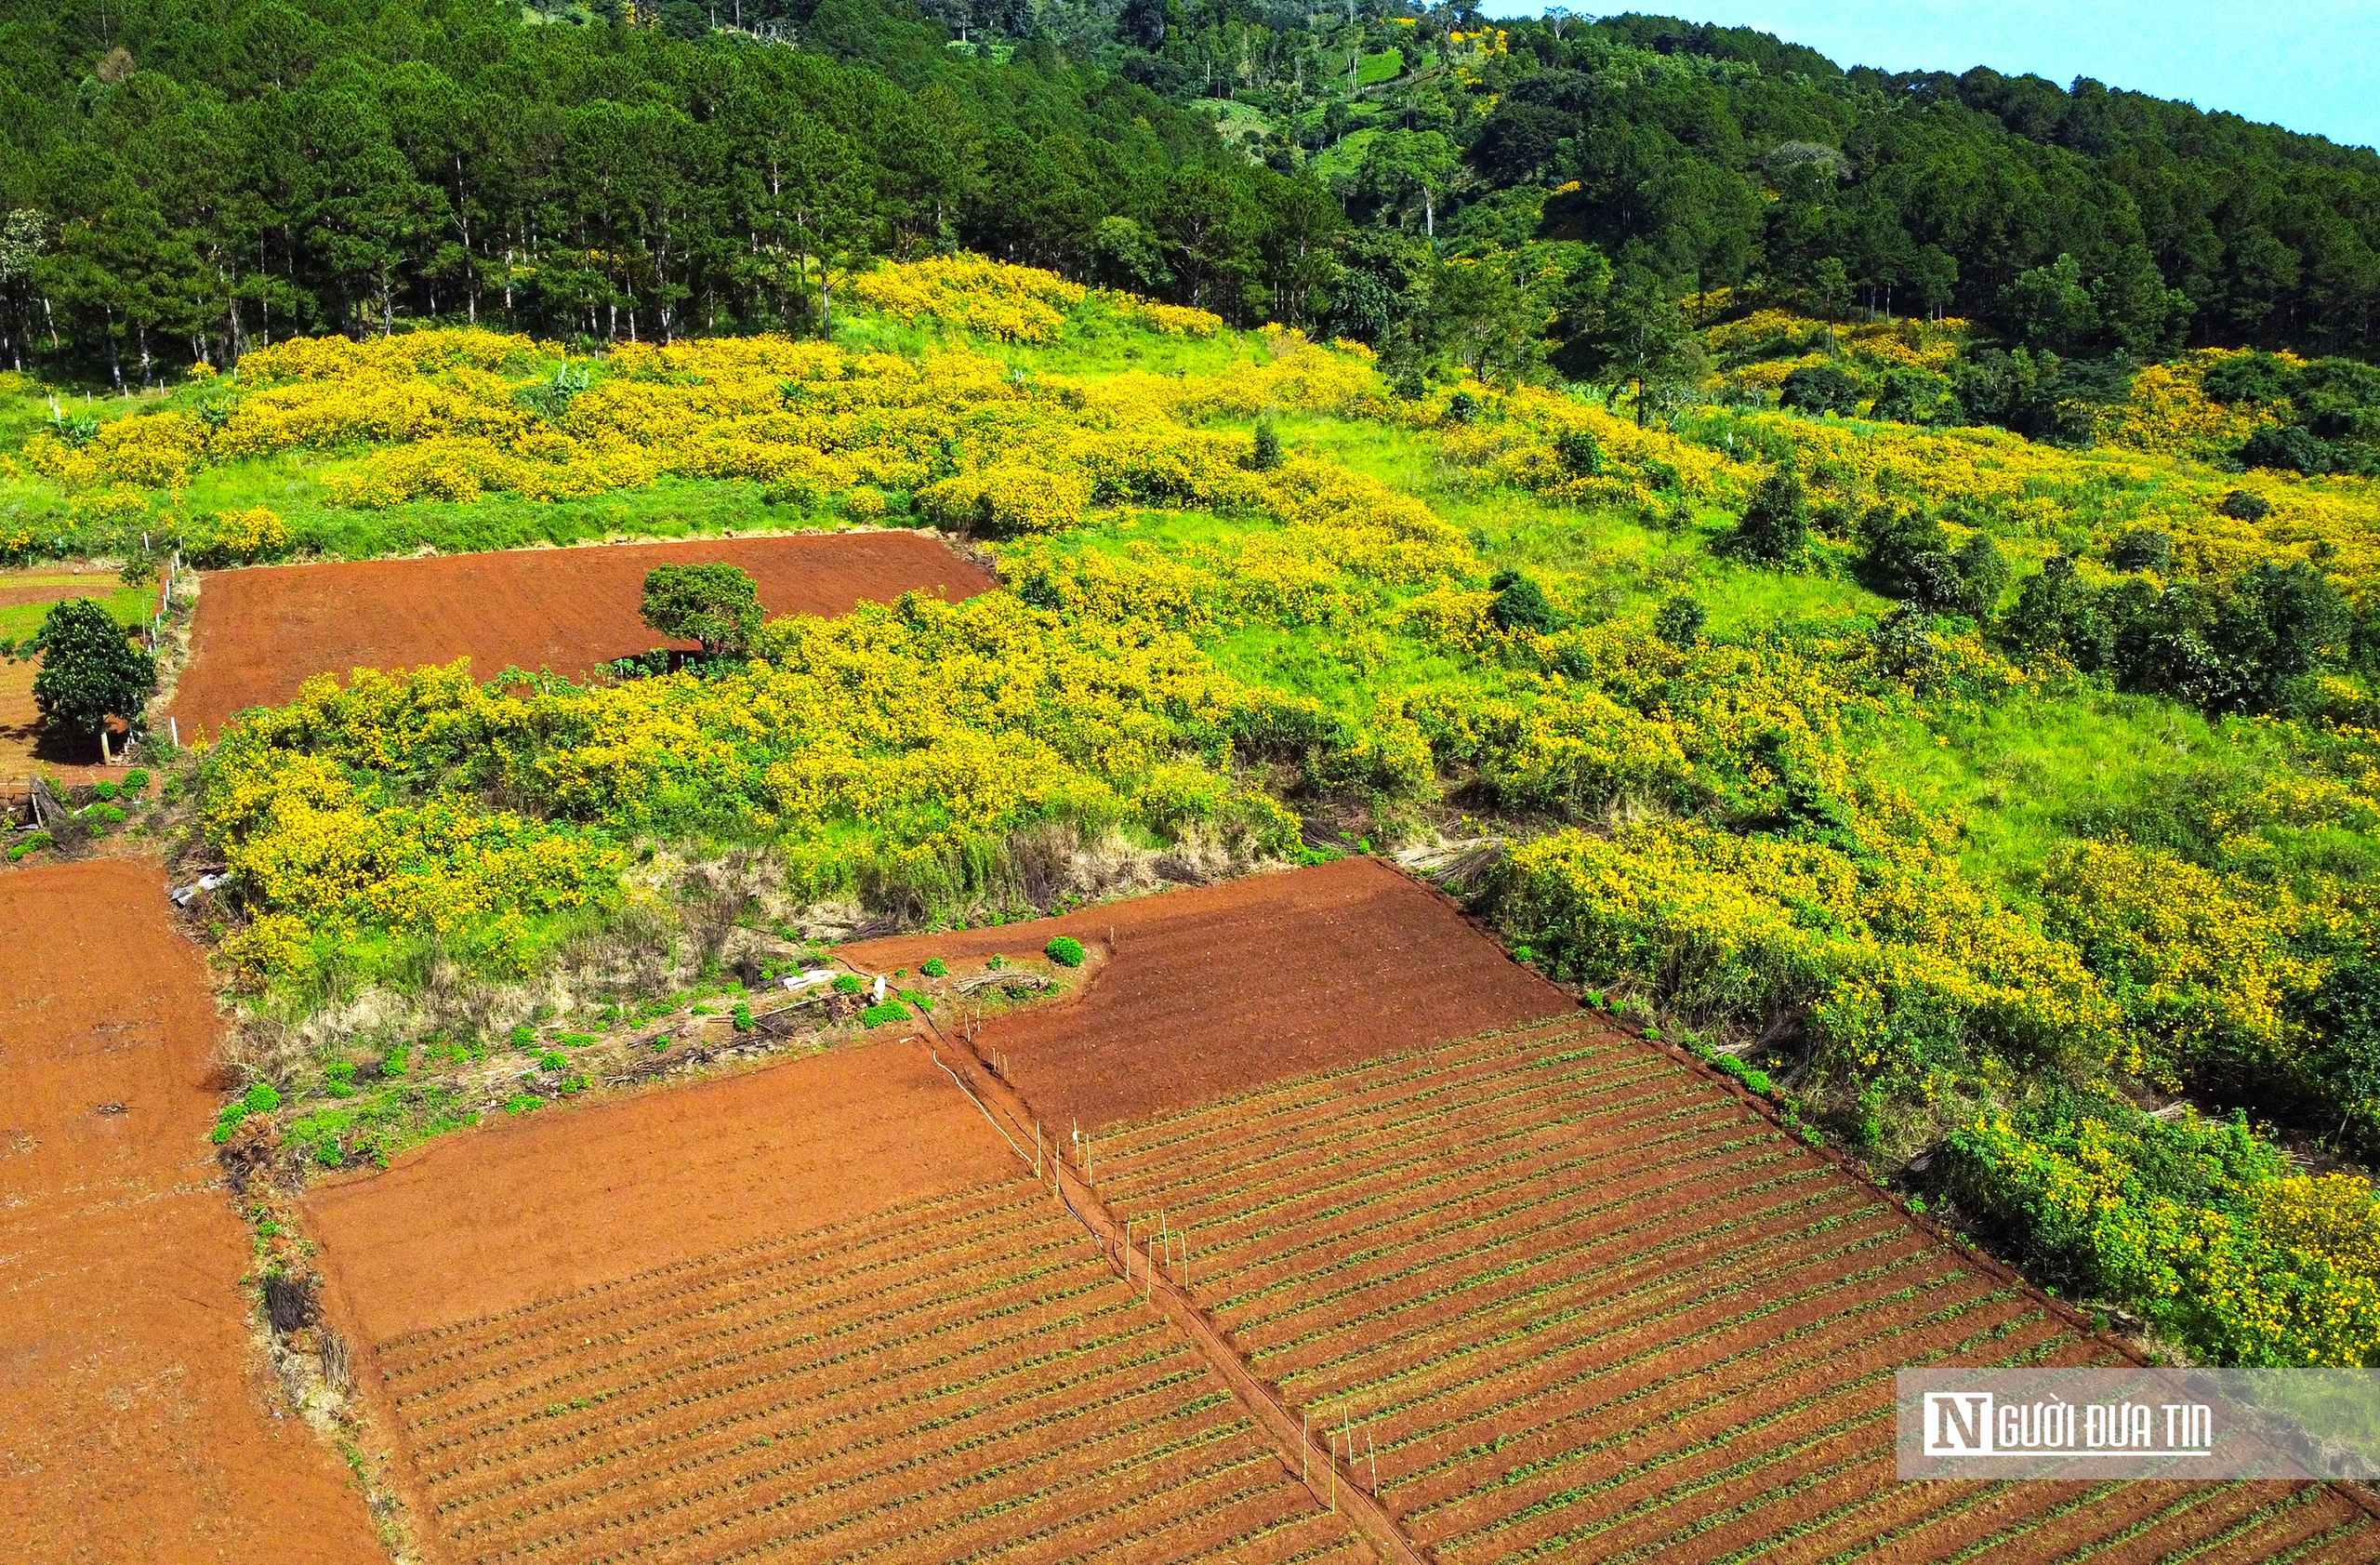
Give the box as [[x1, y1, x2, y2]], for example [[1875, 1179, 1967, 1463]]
[[1950, 1100, 2380, 1366], [197, 590, 1313, 992]]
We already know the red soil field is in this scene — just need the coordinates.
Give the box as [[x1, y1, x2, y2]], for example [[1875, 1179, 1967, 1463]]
[[841, 856, 1573, 1129], [0, 860, 382, 1563], [1090, 1015, 2380, 1564], [306, 1035, 1012, 1342], [170, 530, 996, 736], [309, 1038, 1367, 1565]]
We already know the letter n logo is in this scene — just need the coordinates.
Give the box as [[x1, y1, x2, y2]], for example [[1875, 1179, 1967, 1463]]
[[1925, 1392, 1994, 1454]]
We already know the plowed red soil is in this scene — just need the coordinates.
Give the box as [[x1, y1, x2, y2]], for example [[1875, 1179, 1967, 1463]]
[[841, 856, 1572, 1129], [305, 1035, 1012, 1342], [1089, 1015, 2380, 1564], [307, 1037, 1365, 1565], [0, 860, 382, 1563], [170, 530, 995, 736]]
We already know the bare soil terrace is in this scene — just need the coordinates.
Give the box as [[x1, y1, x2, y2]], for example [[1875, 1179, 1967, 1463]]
[[0, 860, 381, 1563], [841, 856, 1572, 1130], [169, 530, 995, 736]]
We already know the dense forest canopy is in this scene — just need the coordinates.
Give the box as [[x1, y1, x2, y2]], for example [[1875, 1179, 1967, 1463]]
[[3, 0, 2377, 385]]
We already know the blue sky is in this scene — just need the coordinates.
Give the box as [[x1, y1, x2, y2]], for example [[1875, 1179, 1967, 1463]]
[[1467, 1, 2379, 152]]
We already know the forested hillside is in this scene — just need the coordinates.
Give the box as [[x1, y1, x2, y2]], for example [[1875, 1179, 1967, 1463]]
[[3, 0, 2377, 391]]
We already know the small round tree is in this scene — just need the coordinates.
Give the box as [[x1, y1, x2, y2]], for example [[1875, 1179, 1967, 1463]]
[[1726, 469, 1810, 562], [31, 597, 155, 749], [640, 563, 763, 658]]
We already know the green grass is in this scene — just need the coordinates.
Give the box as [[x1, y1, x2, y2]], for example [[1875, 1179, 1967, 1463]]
[[1307, 126, 1380, 183], [1356, 47, 1404, 86], [0, 577, 152, 641]]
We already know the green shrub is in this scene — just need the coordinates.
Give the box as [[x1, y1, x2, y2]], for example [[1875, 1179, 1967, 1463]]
[[508, 1024, 536, 1048], [1510, 944, 1535, 963], [323, 1061, 357, 1098], [7, 832, 51, 862], [859, 999, 912, 1026], [732, 1002, 753, 1031], [537, 1049, 568, 1070], [1045, 935, 1085, 968], [898, 988, 932, 1012], [244, 1081, 282, 1115], [1487, 570, 1557, 634], [1249, 418, 1283, 471], [92, 803, 126, 824], [121, 768, 150, 793], [922, 958, 946, 977], [92, 779, 117, 801], [833, 973, 866, 993]]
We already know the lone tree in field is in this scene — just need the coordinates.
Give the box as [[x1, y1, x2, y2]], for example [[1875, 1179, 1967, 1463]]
[[640, 563, 763, 657], [30, 597, 155, 746]]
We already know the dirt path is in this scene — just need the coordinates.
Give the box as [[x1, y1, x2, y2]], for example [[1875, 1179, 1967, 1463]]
[[170, 530, 995, 736], [842, 856, 1572, 1128], [0, 859, 383, 1563]]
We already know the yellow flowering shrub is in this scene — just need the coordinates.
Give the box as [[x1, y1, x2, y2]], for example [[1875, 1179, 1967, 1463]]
[[2032, 840, 2318, 1088], [1951, 1103, 2380, 1366], [1500, 818, 2118, 1107], [191, 505, 291, 565], [2094, 358, 2261, 458], [849, 255, 1089, 341]]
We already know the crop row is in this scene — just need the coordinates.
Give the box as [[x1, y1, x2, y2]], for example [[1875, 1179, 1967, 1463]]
[[470, 1369, 1239, 1560], [408, 1263, 1128, 1457], [1093, 1015, 1602, 1163], [1026, 1487, 1360, 1565], [551, 1410, 1268, 1565], [1099, 1027, 1646, 1206], [1235, 1161, 1837, 1363], [1096, 1028, 1640, 1199], [388, 1176, 1357, 1565], [399, 1220, 1095, 1426], [433, 1317, 1188, 1526], [1193, 1118, 1773, 1327], [1377, 1254, 2008, 1499], [1413, 1305, 2070, 1551], [1121, 1064, 1737, 1267], [1360, 1240, 1978, 1480], [1427, 1317, 2081, 1565], [387, 1182, 1067, 1386], [381, 1179, 1007, 1364]]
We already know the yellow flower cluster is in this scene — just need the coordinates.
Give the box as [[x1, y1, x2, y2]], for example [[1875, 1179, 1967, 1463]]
[[2093, 356, 2262, 458], [1954, 1107, 2380, 1366], [850, 254, 1089, 341], [1703, 310, 1968, 376], [25, 409, 207, 488], [2032, 839, 2318, 1087], [200, 592, 1312, 988], [191, 505, 291, 565]]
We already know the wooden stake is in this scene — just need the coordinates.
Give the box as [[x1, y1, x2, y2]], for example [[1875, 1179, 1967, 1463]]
[[1368, 1429, 1378, 1495], [1302, 1412, 1308, 1483], [1034, 1121, 1041, 1177], [1144, 1235, 1154, 1302]]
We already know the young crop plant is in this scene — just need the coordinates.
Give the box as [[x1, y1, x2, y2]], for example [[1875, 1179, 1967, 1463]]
[[858, 999, 912, 1027], [1044, 935, 1087, 968]]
